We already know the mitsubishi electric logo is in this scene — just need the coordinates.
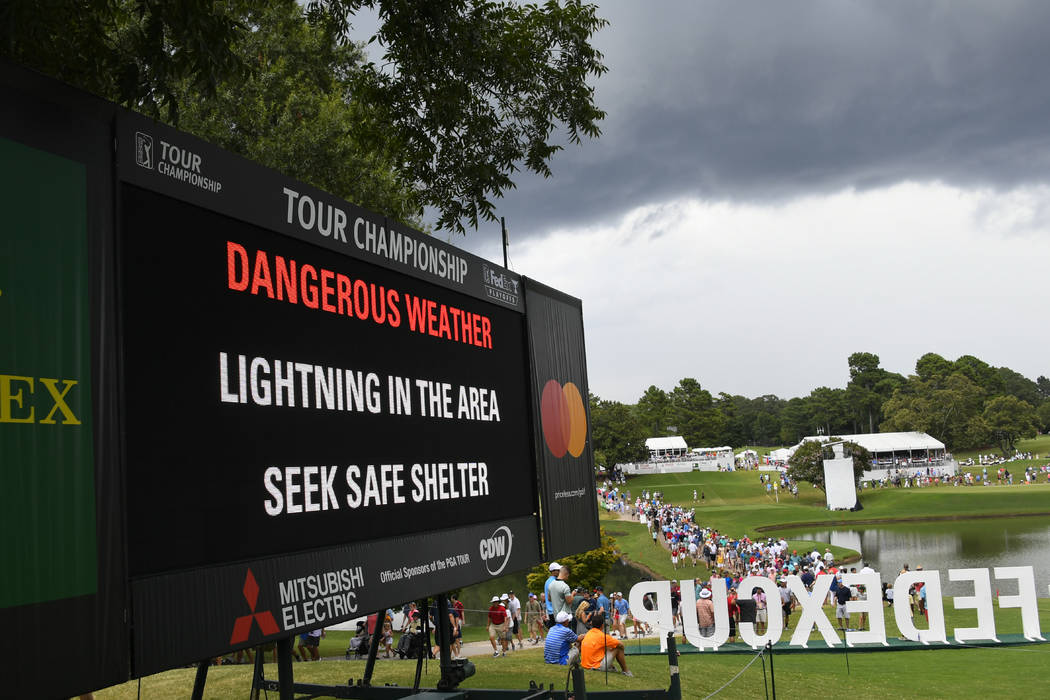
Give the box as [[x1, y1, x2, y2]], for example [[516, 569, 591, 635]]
[[135, 132, 154, 169], [480, 525, 513, 576], [230, 569, 280, 644]]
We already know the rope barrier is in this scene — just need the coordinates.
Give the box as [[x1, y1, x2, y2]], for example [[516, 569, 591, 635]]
[[699, 647, 767, 700]]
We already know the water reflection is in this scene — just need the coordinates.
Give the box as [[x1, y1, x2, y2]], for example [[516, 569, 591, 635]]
[[779, 516, 1050, 597]]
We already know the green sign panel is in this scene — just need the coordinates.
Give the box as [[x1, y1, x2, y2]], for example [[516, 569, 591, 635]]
[[0, 138, 97, 608]]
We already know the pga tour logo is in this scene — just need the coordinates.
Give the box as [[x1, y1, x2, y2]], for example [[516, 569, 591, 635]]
[[480, 526, 513, 576], [135, 131, 154, 169]]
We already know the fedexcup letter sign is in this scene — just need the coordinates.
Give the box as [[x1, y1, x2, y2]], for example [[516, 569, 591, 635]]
[[630, 566, 1045, 651]]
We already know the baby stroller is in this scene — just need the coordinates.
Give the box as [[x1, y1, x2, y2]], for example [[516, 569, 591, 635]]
[[346, 621, 371, 659], [395, 630, 425, 659]]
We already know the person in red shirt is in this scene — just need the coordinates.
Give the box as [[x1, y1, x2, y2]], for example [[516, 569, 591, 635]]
[[487, 596, 509, 657], [726, 587, 739, 642]]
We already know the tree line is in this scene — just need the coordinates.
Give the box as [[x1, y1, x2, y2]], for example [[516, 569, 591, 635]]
[[591, 351, 1050, 466], [2, 0, 607, 234]]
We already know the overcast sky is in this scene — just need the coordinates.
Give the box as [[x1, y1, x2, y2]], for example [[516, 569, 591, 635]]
[[365, 2, 1050, 404]]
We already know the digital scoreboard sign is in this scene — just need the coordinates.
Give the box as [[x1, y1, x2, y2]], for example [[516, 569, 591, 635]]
[[121, 185, 535, 576], [1, 62, 600, 696]]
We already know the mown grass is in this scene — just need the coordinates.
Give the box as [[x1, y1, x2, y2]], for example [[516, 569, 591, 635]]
[[87, 438, 1050, 698], [620, 470, 1050, 540], [92, 603, 1050, 700]]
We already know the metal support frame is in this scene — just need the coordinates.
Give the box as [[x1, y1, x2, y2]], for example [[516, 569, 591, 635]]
[[363, 610, 387, 686], [190, 658, 209, 700], [277, 635, 295, 700], [256, 623, 685, 700]]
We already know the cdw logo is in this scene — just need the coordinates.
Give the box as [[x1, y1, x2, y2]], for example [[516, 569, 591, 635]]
[[230, 569, 280, 644], [0, 375, 80, 425]]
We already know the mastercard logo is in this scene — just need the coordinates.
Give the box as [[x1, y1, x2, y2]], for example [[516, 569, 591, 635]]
[[540, 380, 587, 458]]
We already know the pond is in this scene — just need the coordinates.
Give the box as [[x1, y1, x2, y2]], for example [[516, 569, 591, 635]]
[[776, 515, 1050, 597]]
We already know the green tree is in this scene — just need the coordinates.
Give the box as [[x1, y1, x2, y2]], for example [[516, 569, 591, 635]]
[[669, 378, 725, 447], [779, 397, 810, 445], [589, 395, 647, 467], [845, 351, 904, 433], [915, 352, 954, 386], [1036, 376, 1050, 401], [995, 366, 1042, 407], [954, 355, 1005, 395], [716, 393, 752, 446], [173, 0, 421, 224], [315, 0, 609, 231], [3, 0, 608, 232], [635, 385, 672, 437], [1, 0, 246, 121], [752, 411, 781, 445], [1036, 401, 1050, 433], [786, 438, 871, 492], [807, 386, 850, 437], [881, 372, 986, 450], [981, 395, 1037, 455], [525, 528, 620, 594]]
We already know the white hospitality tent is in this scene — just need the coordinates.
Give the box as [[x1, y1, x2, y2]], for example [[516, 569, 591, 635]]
[[691, 446, 734, 469], [645, 436, 688, 459], [788, 431, 954, 479], [797, 431, 947, 465]]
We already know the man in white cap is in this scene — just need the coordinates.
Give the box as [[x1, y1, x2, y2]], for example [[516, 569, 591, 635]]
[[506, 591, 525, 649], [543, 611, 580, 665], [548, 563, 574, 627], [544, 562, 561, 628], [696, 587, 715, 637], [500, 593, 516, 650], [487, 595, 509, 657]]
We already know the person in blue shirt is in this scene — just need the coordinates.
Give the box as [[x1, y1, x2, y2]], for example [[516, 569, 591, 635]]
[[544, 562, 561, 628], [543, 611, 580, 665], [612, 592, 630, 637], [594, 586, 610, 617]]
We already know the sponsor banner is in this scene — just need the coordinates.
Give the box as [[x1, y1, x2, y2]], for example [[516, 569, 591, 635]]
[[132, 516, 539, 675], [632, 566, 1046, 652], [0, 64, 128, 699], [523, 279, 600, 559], [116, 112, 523, 312]]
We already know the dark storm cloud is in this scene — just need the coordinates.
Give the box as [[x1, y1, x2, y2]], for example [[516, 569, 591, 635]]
[[493, 1, 1050, 236]]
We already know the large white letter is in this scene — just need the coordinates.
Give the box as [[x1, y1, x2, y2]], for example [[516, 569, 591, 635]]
[[994, 566, 1044, 641], [629, 581, 674, 652], [893, 570, 947, 644], [680, 579, 729, 650], [737, 576, 783, 649], [950, 568, 998, 643], [842, 571, 888, 647], [787, 575, 839, 647]]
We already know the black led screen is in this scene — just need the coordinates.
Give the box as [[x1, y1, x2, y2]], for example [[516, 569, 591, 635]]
[[122, 185, 536, 576]]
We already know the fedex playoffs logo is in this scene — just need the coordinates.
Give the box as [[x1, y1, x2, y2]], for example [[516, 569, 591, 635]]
[[480, 526, 513, 576], [540, 380, 587, 458]]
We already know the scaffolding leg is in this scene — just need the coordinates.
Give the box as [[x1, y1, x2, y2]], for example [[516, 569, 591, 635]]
[[277, 635, 295, 700], [767, 640, 776, 700], [190, 659, 209, 700], [436, 594, 456, 691], [571, 664, 588, 700], [251, 646, 265, 700], [666, 632, 681, 700], [414, 597, 429, 691], [363, 611, 387, 686]]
